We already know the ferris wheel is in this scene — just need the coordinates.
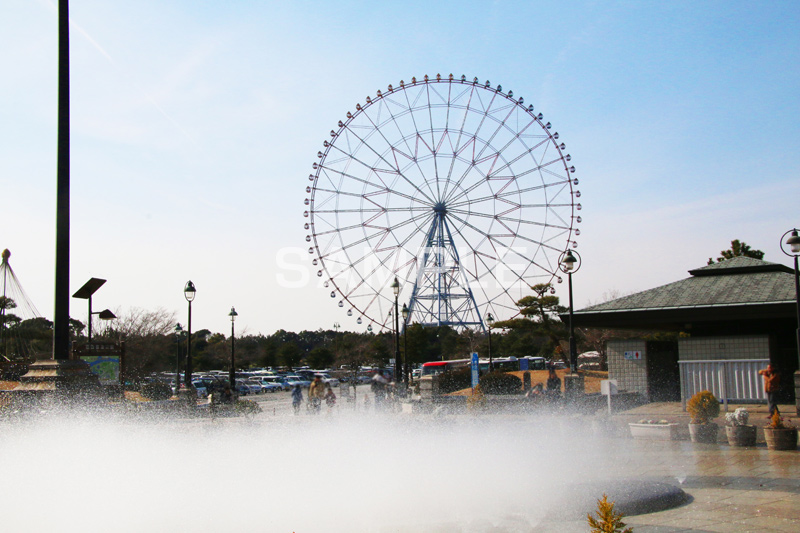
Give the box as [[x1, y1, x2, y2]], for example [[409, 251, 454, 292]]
[[304, 74, 581, 332]]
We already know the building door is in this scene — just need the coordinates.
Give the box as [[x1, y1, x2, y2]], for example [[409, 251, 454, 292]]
[[646, 341, 680, 402]]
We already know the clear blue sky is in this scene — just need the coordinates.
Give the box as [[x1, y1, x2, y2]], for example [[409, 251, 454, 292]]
[[1, 0, 798, 336]]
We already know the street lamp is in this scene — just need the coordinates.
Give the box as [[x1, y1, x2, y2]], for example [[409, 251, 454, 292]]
[[486, 312, 495, 372], [229, 306, 238, 391], [183, 281, 196, 387], [174, 323, 183, 394], [402, 303, 409, 386], [559, 250, 581, 373], [780, 229, 800, 415], [391, 276, 401, 388]]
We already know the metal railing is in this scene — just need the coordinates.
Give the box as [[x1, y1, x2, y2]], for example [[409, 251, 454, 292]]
[[679, 359, 768, 411]]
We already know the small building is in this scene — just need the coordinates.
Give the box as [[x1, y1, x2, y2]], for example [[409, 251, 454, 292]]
[[567, 257, 798, 405]]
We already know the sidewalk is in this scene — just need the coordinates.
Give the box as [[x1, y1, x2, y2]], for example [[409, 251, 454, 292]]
[[592, 402, 800, 532]]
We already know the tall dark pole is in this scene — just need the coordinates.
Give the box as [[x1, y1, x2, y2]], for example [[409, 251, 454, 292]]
[[174, 323, 182, 394], [401, 303, 410, 386], [488, 328, 493, 372], [87, 297, 93, 343], [185, 300, 192, 387], [53, 0, 71, 360], [229, 307, 238, 391], [567, 271, 577, 373], [560, 250, 580, 374], [486, 312, 495, 372], [782, 229, 800, 415], [391, 277, 401, 388], [794, 253, 799, 364]]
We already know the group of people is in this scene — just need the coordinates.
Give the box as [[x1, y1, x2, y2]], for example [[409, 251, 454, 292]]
[[525, 366, 563, 402], [292, 375, 337, 415]]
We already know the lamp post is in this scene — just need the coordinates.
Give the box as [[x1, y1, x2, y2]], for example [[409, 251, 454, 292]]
[[780, 229, 800, 415], [559, 250, 581, 373], [402, 303, 409, 386], [184, 281, 196, 387], [391, 276, 401, 389], [174, 323, 183, 394], [486, 312, 495, 372], [229, 307, 238, 391]]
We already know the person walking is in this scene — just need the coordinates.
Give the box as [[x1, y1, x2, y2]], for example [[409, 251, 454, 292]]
[[291, 384, 303, 415], [325, 383, 337, 413], [308, 375, 325, 414], [758, 364, 781, 417]]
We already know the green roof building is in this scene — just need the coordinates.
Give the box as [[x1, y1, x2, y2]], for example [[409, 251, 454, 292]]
[[566, 257, 798, 407]]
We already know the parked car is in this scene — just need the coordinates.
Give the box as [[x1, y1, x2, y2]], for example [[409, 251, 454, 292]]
[[234, 381, 251, 396], [192, 381, 208, 398], [315, 372, 339, 387], [256, 379, 281, 393], [262, 376, 291, 391], [284, 375, 308, 388]]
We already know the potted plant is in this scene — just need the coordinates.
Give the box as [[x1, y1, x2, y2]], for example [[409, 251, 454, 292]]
[[724, 407, 757, 447], [686, 390, 720, 444], [628, 419, 678, 440], [764, 412, 798, 451]]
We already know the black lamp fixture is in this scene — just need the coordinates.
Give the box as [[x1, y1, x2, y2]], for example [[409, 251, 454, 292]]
[[72, 277, 115, 342], [184, 281, 196, 387]]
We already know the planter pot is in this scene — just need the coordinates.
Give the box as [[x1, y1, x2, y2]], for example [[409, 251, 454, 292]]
[[764, 428, 798, 451], [629, 423, 678, 440], [725, 425, 757, 447], [688, 423, 718, 444]]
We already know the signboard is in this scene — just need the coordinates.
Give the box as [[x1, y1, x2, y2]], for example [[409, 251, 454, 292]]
[[519, 358, 529, 371], [623, 351, 642, 360], [600, 379, 618, 415], [471, 352, 479, 389], [600, 379, 618, 396], [80, 356, 120, 385], [74, 342, 124, 385]]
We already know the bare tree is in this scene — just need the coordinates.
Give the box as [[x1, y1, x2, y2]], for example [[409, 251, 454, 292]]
[[99, 307, 178, 380]]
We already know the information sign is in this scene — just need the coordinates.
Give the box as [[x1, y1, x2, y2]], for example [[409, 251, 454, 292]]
[[623, 351, 642, 360], [471, 352, 479, 389]]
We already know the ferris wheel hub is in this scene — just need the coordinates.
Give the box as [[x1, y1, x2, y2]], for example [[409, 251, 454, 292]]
[[432, 202, 447, 215]]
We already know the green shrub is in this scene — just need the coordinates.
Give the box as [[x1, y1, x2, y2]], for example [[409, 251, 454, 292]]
[[140, 380, 173, 401], [438, 367, 472, 394], [479, 371, 522, 395], [686, 390, 720, 424], [234, 399, 263, 417]]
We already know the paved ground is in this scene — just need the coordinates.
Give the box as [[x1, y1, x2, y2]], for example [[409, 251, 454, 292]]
[[236, 391, 800, 532]]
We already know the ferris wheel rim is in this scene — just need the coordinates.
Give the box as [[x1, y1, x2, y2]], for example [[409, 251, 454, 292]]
[[305, 74, 581, 331]]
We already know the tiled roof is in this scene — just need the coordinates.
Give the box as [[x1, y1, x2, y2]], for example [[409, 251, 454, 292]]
[[578, 257, 796, 313]]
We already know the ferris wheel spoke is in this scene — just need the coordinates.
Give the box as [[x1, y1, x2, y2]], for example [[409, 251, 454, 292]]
[[487, 137, 551, 177], [446, 218, 527, 306], [399, 86, 442, 202], [357, 102, 444, 204], [320, 209, 434, 262], [336, 122, 438, 206], [472, 102, 517, 162]]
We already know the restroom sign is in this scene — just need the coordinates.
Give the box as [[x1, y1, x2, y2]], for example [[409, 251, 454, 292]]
[[624, 351, 642, 360]]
